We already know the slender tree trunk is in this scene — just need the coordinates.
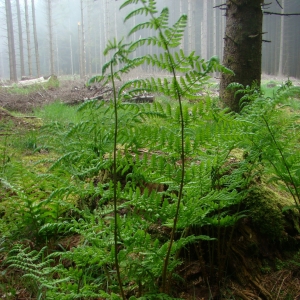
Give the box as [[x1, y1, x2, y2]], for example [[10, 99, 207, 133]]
[[278, 0, 285, 76], [47, 0, 54, 74], [179, 0, 184, 51], [87, 1, 92, 76], [68, 17, 74, 75], [31, 0, 40, 77], [98, 0, 103, 72], [213, 0, 217, 57], [80, 0, 86, 78], [220, 4, 226, 59], [5, 0, 17, 81], [188, 0, 192, 53], [78, 22, 83, 78], [220, 0, 263, 112], [16, 0, 25, 78], [24, 0, 32, 76], [56, 31, 59, 75], [201, 0, 208, 59]]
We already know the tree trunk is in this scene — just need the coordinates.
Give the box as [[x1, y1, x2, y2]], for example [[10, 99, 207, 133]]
[[219, 0, 263, 113], [32, 0, 41, 77], [87, 1, 93, 76], [213, 0, 217, 57], [25, 0, 32, 76], [179, 0, 184, 51], [201, 0, 208, 60], [80, 0, 86, 78], [188, 0, 193, 54], [16, 0, 25, 77], [47, 0, 55, 74], [5, 0, 17, 81], [78, 22, 83, 78], [278, 0, 285, 76], [68, 16, 74, 75]]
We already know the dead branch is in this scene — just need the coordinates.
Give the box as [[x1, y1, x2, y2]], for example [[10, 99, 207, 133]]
[[213, 3, 226, 9], [275, 0, 283, 9], [263, 11, 300, 16], [124, 95, 155, 103]]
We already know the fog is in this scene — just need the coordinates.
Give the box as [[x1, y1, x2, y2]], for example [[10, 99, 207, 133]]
[[0, 0, 299, 80]]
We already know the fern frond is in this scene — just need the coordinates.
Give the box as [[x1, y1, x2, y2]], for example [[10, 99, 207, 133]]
[[121, 0, 157, 20], [164, 14, 187, 48]]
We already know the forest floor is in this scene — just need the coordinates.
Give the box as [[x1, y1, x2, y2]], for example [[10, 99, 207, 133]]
[[0, 74, 300, 299], [0, 73, 300, 114]]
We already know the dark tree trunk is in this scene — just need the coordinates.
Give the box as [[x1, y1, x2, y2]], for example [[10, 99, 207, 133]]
[[220, 0, 263, 112]]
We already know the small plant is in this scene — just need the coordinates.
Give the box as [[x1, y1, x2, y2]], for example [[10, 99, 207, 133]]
[[227, 80, 263, 109], [239, 79, 300, 212]]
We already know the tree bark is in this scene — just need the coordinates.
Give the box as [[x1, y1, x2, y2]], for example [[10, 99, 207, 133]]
[[5, 0, 17, 81], [220, 0, 263, 112]]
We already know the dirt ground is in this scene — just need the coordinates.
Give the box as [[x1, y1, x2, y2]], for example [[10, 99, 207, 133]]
[[0, 78, 113, 113]]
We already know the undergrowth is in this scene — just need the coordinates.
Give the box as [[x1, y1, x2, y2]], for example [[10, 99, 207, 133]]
[[0, 1, 300, 299]]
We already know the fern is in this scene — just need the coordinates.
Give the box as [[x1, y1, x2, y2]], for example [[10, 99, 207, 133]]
[[238, 80, 300, 209], [0, 1, 269, 299]]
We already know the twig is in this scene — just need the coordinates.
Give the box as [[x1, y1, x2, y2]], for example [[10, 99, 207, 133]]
[[213, 3, 226, 9], [271, 271, 285, 292], [262, 2, 272, 7], [263, 11, 300, 16], [275, 273, 290, 300], [275, 0, 283, 9]]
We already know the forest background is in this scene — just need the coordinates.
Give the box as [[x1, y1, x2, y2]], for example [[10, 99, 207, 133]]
[[0, 0, 300, 81]]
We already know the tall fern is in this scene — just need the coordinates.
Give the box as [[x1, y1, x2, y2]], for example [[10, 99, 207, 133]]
[[118, 0, 232, 292]]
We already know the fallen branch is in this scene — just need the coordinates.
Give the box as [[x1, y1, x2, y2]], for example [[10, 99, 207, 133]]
[[2, 76, 54, 88], [124, 95, 155, 103], [65, 95, 104, 106]]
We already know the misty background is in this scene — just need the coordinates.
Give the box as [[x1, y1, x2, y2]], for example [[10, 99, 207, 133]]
[[0, 0, 299, 80]]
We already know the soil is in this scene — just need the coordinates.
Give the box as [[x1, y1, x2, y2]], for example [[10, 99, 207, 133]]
[[0, 78, 111, 113]]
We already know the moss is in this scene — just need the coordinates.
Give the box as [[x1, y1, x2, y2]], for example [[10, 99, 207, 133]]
[[245, 183, 298, 241]]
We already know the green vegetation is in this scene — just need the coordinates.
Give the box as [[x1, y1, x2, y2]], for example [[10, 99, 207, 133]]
[[0, 1, 300, 299]]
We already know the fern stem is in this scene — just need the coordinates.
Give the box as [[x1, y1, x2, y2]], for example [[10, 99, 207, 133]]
[[111, 61, 126, 300], [145, 13, 186, 294]]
